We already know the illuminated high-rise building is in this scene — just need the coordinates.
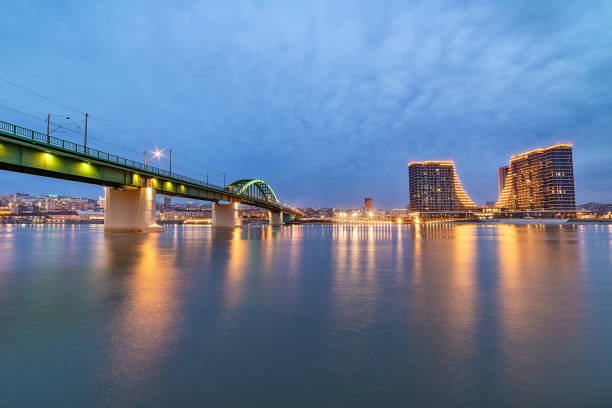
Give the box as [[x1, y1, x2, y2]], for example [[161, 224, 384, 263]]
[[497, 143, 575, 211], [408, 161, 475, 212], [364, 197, 373, 212], [498, 166, 509, 197]]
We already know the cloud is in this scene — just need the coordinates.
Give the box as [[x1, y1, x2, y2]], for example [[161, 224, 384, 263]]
[[1, 0, 611, 206]]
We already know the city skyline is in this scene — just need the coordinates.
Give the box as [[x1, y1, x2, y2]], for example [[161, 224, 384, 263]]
[[0, 143, 604, 213], [4, 131, 597, 211], [1, 1, 611, 207]]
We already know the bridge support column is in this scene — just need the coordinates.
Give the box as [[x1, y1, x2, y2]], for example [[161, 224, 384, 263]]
[[269, 211, 284, 226], [212, 203, 241, 228], [104, 187, 162, 233]]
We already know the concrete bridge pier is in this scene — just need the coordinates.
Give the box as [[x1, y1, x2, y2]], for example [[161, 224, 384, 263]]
[[212, 203, 241, 228], [104, 187, 163, 233], [269, 211, 284, 226]]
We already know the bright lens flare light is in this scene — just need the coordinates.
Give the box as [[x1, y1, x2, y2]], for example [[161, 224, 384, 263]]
[[153, 150, 162, 159]]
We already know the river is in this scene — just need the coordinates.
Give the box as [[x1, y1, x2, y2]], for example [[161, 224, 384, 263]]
[[1, 223, 611, 406]]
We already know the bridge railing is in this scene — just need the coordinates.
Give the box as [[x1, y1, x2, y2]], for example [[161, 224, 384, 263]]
[[0, 119, 231, 189], [0, 119, 297, 212]]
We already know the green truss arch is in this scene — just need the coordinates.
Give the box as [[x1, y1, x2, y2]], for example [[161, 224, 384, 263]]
[[226, 179, 279, 204]]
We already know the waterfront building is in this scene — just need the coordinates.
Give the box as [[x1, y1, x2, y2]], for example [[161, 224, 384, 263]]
[[498, 166, 509, 197], [160, 208, 212, 221], [408, 161, 476, 212], [362, 197, 373, 216], [0, 193, 102, 213], [496, 143, 576, 211]]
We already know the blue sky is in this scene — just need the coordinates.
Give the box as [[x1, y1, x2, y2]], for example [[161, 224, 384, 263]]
[[1, 0, 611, 208]]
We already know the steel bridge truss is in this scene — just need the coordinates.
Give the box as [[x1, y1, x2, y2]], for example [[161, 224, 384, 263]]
[[226, 179, 279, 205]]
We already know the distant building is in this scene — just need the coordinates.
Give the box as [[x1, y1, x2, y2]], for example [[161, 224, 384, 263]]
[[362, 197, 373, 216], [577, 202, 612, 216], [497, 143, 576, 211], [498, 166, 509, 197], [408, 161, 475, 212], [163, 196, 171, 209], [299, 208, 335, 218], [160, 208, 211, 221]]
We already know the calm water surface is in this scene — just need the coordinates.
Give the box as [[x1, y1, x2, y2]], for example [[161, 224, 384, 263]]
[[1, 223, 612, 407]]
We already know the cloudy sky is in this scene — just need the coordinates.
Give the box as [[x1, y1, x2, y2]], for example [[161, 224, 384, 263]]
[[1, 0, 611, 208]]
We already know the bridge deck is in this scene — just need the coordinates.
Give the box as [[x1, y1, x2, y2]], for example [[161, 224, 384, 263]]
[[0, 120, 300, 216]]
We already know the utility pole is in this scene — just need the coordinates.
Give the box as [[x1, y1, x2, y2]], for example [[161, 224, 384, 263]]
[[224, 173, 226, 188], [84, 113, 88, 150], [169, 149, 172, 176], [206, 173, 209, 185], [46, 114, 50, 143], [144, 151, 147, 170]]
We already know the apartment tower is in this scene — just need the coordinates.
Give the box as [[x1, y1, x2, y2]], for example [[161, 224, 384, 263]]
[[408, 161, 475, 212], [497, 143, 576, 211]]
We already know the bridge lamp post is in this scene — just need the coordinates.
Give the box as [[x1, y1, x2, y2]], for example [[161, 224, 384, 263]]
[[84, 113, 88, 149], [45, 114, 72, 144], [143, 149, 164, 171]]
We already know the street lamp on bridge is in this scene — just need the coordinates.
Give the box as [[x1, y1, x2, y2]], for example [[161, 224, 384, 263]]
[[143, 147, 169, 173]]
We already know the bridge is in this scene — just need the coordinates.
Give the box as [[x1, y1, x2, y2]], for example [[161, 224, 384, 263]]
[[0, 119, 301, 232]]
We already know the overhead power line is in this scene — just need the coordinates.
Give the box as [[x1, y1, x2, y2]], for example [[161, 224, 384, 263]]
[[0, 103, 87, 141], [0, 77, 151, 143], [0, 77, 85, 115], [0, 77, 235, 181]]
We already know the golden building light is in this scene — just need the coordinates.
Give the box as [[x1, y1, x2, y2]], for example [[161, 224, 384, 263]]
[[496, 143, 576, 211], [407, 160, 475, 212]]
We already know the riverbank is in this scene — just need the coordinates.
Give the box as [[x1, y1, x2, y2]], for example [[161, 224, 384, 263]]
[[567, 218, 612, 223]]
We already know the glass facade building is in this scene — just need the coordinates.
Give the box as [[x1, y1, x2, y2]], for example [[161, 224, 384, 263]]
[[497, 144, 576, 211], [408, 161, 475, 212]]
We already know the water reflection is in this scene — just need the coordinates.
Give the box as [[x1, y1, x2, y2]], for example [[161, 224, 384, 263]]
[[395, 224, 403, 271], [408, 224, 480, 396], [287, 225, 304, 276], [222, 228, 247, 314], [497, 225, 585, 339], [497, 224, 586, 403], [412, 223, 423, 284], [0, 226, 15, 283], [449, 225, 478, 357], [327, 225, 383, 375], [101, 233, 180, 397], [2, 223, 612, 407]]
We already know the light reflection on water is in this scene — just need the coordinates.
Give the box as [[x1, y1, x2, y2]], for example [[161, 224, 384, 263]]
[[100, 234, 180, 399], [224, 228, 247, 314], [1, 223, 612, 407]]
